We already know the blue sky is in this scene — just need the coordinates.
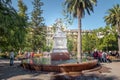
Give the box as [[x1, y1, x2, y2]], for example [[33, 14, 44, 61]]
[[11, 0, 120, 30]]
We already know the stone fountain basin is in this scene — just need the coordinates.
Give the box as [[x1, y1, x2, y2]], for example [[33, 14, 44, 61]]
[[59, 60, 98, 73], [21, 59, 98, 73]]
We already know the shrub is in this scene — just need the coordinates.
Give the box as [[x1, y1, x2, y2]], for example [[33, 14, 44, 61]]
[[0, 53, 9, 58]]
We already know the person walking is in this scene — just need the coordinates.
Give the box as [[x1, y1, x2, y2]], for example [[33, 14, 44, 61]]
[[102, 51, 107, 63], [98, 50, 102, 62], [10, 49, 14, 66]]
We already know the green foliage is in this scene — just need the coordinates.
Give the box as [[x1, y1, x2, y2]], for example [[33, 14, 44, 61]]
[[82, 32, 97, 52], [82, 26, 118, 52], [31, 0, 44, 27], [63, 0, 97, 18], [104, 4, 120, 52], [32, 27, 46, 51], [30, 0, 46, 52], [0, 0, 27, 52], [104, 4, 120, 30], [67, 38, 74, 52], [100, 26, 118, 51], [18, 0, 28, 21]]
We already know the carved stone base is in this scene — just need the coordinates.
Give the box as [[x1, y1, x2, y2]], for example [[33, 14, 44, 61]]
[[50, 52, 70, 61], [52, 48, 68, 53]]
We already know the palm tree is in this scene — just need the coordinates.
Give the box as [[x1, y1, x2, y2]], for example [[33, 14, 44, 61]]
[[104, 4, 120, 54], [64, 0, 97, 62]]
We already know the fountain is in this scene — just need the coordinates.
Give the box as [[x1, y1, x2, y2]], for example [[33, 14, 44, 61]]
[[21, 20, 99, 75], [51, 24, 70, 61]]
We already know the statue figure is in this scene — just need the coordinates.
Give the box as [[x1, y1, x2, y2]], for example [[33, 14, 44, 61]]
[[52, 19, 68, 53]]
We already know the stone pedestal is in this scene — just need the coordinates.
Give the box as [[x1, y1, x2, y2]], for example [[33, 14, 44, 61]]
[[51, 22, 69, 61], [51, 52, 70, 61], [52, 48, 68, 53]]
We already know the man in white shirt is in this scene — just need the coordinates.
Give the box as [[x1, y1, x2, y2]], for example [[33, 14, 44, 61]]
[[10, 50, 14, 66]]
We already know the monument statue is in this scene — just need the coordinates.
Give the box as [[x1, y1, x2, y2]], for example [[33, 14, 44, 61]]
[[52, 21, 68, 53], [51, 19, 69, 60]]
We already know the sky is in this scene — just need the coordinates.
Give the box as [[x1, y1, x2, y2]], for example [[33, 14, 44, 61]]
[[11, 0, 120, 30]]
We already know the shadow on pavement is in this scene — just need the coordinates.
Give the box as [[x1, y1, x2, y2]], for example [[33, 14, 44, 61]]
[[0, 59, 54, 80], [52, 73, 119, 80]]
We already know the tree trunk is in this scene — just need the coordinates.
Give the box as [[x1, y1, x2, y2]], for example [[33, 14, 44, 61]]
[[117, 23, 120, 55], [118, 33, 120, 54], [77, 17, 82, 63]]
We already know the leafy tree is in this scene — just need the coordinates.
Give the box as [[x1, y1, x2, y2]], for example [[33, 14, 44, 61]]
[[92, 26, 118, 51], [31, 0, 44, 27], [99, 26, 117, 51], [90, 30, 98, 50], [82, 32, 96, 52], [17, 0, 28, 51], [67, 38, 74, 52], [64, 0, 97, 62], [18, 0, 28, 21], [104, 4, 120, 53], [23, 27, 33, 51], [95, 27, 105, 50], [31, 0, 46, 51], [0, 0, 26, 52]]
